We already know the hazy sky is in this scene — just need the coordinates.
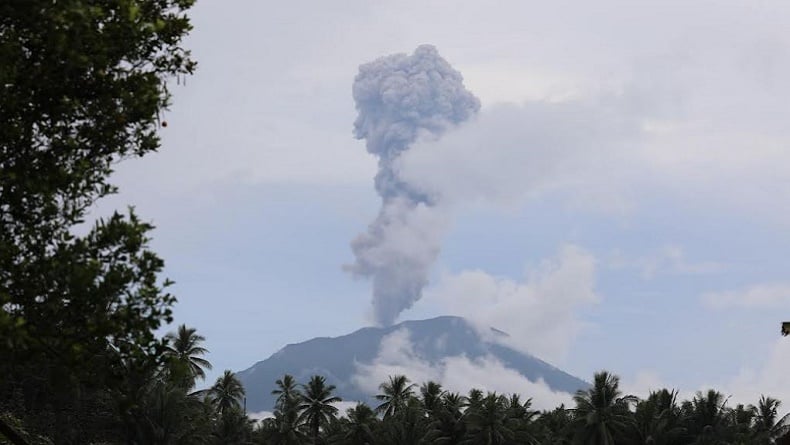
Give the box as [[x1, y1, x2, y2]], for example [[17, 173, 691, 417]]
[[98, 0, 790, 404]]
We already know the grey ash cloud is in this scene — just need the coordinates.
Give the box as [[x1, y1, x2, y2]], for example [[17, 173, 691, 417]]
[[346, 45, 480, 326]]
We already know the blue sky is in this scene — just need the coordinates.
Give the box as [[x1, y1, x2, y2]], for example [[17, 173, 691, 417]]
[[95, 0, 790, 404]]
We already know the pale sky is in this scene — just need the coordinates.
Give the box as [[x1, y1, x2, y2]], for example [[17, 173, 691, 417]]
[[97, 0, 790, 404]]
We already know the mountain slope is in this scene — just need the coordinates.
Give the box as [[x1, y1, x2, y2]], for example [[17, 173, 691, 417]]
[[236, 316, 588, 412]]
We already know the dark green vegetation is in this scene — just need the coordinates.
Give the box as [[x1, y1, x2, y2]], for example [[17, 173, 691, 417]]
[[0, 0, 200, 442], [2, 323, 256, 444], [249, 371, 790, 445]]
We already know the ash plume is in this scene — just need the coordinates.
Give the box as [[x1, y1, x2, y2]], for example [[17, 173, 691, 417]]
[[347, 45, 480, 326]]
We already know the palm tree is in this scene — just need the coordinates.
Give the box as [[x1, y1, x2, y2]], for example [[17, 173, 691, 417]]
[[534, 404, 574, 445], [211, 406, 254, 445], [752, 396, 790, 444], [208, 370, 246, 415], [461, 392, 516, 445], [424, 391, 468, 445], [128, 379, 212, 445], [376, 375, 416, 418], [342, 403, 378, 445], [572, 371, 635, 445], [466, 389, 485, 412], [420, 381, 445, 414], [378, 400, 430, 445], [681, 389, 730, 443], [164, 325, 212, 387], [442, 392, 467, 417], [258, 410, 307, 445], [298, 375, 342, 445], [272, 374, 302, 412], [632, 389, 684, 445], [505, 394, 539, 444], [728, 403, 756, 444]]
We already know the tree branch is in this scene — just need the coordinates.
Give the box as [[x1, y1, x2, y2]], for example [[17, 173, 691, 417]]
[[0, 417, 31, 445]]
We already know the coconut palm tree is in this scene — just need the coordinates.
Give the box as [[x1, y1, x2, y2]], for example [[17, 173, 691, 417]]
[[461, 392, 516, 445], [630, 388, 685, 445], [727, 403, 757, 444], [378, 399, 430, 445], [128, 379, 212, 445], [466, 389, 485, 412], [164, 325, 212, 387], [534, 404, 574, 445], [342, 403, 378, 445], [211, 406, 255, 445], [752, 396, 790, 444], [443, 392, 467, 417], [298, 375, 342, 445], [376, 375, 416, 418], [258, 409, 307, 445], [681, 389, 730, 444], [505, 394, 539, 445], [572, 371, 635, 445], [208, 370, 245, 415], [424, 391, 468, 445], [272, 374, 302, 412], [420, 381, 445, 414]]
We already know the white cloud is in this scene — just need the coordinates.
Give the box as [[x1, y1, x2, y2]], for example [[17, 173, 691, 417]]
[[620, 370, 668, 397], [397, 100, 642, 214], [702, 283, 790, 309], [352, 328, 572, 410], [718, 338, 790, 405], [608, 245, 725, 280], [622, 339, 790, 407], [247, 410, 274, 421], [334, 401, 364, 417], [419, 245, 599, 364]]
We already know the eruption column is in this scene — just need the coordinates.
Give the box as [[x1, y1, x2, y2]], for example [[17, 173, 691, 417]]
[[347, 45, 480, 326]]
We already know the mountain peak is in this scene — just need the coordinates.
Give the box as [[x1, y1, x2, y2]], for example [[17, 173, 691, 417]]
[[236, 316, 587, 412]]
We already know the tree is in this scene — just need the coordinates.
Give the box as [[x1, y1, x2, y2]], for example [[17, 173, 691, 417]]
[[505, 394, 539, 445], [461, 392, 516, 445], [631, 389, 684, 445], [681, 389, 730, 444], [164, 324, 212, 388], [341, 404, 378, 445], [211, 407, 254, 445], [0, 0, 196, 441], [209, 370, 246, 415], [752, 396, 790, 444], [534, 404, 574, 445], [375, 375, 416, 419], [466, 389, 485, 412], [572, 371, 635, 445], [425, 392, 467, 445], [377, 399, 429, 445], [126, 379, 211, 445], [273, 374, 303, 412], [258, 410, 307, 445], [298, 375, 342, 445], [420, 381, 445, 415]]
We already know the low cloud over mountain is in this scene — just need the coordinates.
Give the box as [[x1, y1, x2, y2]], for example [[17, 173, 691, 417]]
[[237, 316, 587, 413]]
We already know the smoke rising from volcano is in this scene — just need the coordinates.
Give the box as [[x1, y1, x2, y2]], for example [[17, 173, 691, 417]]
[[347, 45, 480, 326]]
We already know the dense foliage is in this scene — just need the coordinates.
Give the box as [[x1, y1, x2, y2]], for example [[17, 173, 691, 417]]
[[1, 0, 195, 443], [249, 371, 790, 445], [6, 327, 790, 445]]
